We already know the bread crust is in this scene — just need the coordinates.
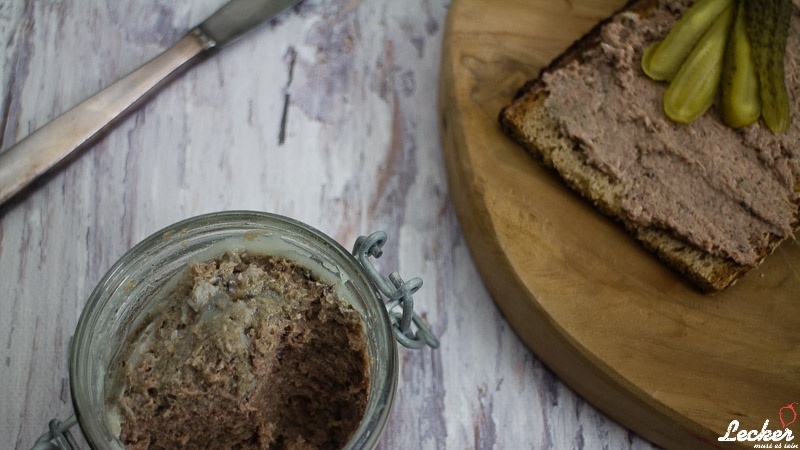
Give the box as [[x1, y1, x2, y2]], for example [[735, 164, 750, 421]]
[[499, 0, 797, 293]]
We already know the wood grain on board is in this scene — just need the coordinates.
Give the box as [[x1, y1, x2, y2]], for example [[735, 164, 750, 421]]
[[439, 0, 800, 448]]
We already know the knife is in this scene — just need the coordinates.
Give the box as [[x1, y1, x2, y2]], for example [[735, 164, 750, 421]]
[[0, 0, 302, 206]]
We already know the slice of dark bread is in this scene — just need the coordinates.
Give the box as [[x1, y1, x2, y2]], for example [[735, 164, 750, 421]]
[[499, 0, 800, 293]]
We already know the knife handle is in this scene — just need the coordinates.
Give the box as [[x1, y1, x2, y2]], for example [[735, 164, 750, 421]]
[[0, 31, 210, 206]]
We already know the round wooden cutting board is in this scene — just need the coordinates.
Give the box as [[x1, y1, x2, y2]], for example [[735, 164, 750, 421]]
[[438, 0, 800, 448]]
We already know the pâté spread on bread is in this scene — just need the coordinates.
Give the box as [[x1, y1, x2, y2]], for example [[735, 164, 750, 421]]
[[500, 0, 800, 292], [105, 251, 370, 449]]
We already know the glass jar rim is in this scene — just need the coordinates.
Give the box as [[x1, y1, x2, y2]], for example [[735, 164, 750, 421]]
[[69, 210, 399, 449]]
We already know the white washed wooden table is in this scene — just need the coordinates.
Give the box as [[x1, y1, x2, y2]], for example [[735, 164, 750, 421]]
[[0, 1, 659, 449]]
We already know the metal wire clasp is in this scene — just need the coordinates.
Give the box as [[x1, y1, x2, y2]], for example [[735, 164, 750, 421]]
[[352, 231, 439, 350], [31, 415, 80, 450]]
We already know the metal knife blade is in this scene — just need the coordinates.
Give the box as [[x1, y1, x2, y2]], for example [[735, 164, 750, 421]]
[[198, 0, 300, 48], [0, 0, 302, 207]]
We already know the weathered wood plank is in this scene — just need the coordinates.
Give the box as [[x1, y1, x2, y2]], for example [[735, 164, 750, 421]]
[[0, 1, 658, 449]]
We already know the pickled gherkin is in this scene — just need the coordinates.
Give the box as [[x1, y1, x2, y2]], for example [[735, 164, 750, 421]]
[[663, 4, 733, 124], [745, 0, 792, 133], [641, 0, 792, 133], [721, 0, 761, 128], [642, 0, 733, 81]]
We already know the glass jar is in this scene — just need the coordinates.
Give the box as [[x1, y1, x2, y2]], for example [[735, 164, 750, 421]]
[[34, 211, 438, 450]]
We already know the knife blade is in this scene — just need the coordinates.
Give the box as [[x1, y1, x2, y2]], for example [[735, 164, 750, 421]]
[[0, 0, 302, 206]]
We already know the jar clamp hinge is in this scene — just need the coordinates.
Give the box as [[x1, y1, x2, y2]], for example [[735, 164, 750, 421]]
[[31, 414, 79, 450], [352, 231, 440, 350]]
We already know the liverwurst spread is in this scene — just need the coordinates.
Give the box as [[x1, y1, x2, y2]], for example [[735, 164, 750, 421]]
[[541, 0, 800, 266], [106, 251, 370, 449]]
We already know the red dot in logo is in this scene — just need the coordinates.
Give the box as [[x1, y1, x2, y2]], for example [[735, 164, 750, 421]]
[[779, 403, 798, 429]]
